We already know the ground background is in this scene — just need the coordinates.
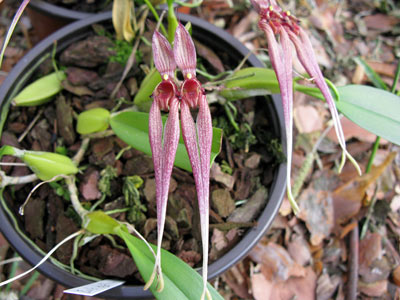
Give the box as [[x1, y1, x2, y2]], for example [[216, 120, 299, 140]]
[[1, 0, 400, 299]]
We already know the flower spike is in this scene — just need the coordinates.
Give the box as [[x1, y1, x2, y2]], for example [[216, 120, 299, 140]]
[[148, 25, 213, 299], [251, 0, 361, 213], [147, 32, 180, 292]]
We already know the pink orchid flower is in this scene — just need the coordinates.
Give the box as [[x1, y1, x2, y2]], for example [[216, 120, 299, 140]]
[[148, 24, 212, 300], [251, 0, 361, 213]]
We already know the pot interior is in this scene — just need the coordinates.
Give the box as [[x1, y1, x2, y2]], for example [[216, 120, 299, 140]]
[[0, 12, 285, 299]]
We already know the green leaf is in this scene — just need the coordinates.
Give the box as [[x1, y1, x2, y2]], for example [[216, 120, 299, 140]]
[[116, 229, 224, 300], [13, 71, 66, 106], [354, 57, 389, 91], [0, 145, 16, 157], [110, 111, 222, 172], [336, 85, 400, 145], [133, 68, 162, 110], [76, 108, 110, 135], [219, 67, 280, 101]]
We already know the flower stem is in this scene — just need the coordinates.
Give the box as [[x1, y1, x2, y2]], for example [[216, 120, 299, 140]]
[[66, 176, 87, 219], [365, 136, 381, 174], [0, 230, 84, 287], [143, 0, 168, 38]]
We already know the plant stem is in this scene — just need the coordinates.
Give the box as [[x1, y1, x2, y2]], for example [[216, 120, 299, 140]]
[[0, 172, 38, 188], [65, 176, 87, 219], [72, 137, 90, 165], [391, 59, 400, 93], [143, 0, 168, 37], [20, 271, 40, 296], [346, 222, 359, 300], [360, 183, 379, 239], [0, 230, 84, 288], [365, 136, 380, 173]]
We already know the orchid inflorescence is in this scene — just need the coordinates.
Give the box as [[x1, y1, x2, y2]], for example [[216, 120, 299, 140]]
[[148, 23, 212, 300], [250, 0, 362, 213]]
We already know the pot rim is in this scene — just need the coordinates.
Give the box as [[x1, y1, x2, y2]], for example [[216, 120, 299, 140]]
[[29, 0, 96, 21], [0, 11, 286, 299]]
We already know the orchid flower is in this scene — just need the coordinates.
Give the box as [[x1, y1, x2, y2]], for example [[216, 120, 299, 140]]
[[148, 24, 212, 300], [250, 0, 361, 213]]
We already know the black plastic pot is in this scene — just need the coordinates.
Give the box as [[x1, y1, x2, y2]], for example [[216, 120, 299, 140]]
[[0, 12, 286, 299], [27, 0, 105, 39]]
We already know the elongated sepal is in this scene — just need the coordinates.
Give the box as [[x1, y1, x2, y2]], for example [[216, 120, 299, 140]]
[[261, 23, 299, 213], [152, 31, 176, 79], [174, 23, 197, 78], [250, 0, 272, 12], [181, 95, 212, 298], [148, 97, 180, 292], [288, 28, 361, 176]]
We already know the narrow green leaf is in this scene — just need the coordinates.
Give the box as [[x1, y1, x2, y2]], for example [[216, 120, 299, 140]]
[[13, 71, 66, 106], [133, 68, 162, 110], [0, 0, 31, 68], [110, 111, 223, 172], [336, 85, 400, 145], [354, 57, 389, 91], [219, 67, 280, 101], [116, 229, 224, 300]]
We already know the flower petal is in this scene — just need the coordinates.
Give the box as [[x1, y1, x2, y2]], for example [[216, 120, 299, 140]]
[[180, 96, 212, 298], [174, 23, 197, 79], [250, 0, 278, 12], [148, 96, 180, 291], [152, 31, 176, 79], [196, 94, 212, 299], [261, 21, 299, 213], [288, 28, 361, 175]]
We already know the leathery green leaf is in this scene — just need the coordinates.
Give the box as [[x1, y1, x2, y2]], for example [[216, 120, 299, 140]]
[[335, 85, 400, 145], [76, 108, 110, 135], [116, 228, 224, 300], [22, 151, 78, 181], [12, 71, 66, 106], [134, 68, 162, 110], [219, 67, 280, 100], [110, 111, 222, 172]]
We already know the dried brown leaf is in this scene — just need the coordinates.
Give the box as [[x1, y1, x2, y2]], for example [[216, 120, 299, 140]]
[[249, 242, 306, 282], [298, 188, 334, 246], [333, 152, 396, 226], [251, 267, 316, 300]]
